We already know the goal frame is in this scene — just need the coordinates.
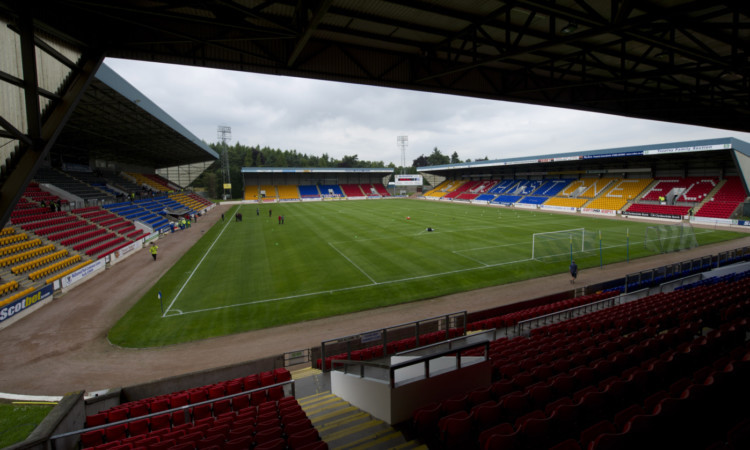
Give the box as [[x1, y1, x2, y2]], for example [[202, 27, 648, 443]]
[[531, 228, 586, 260], [644, 223, 698, 254]]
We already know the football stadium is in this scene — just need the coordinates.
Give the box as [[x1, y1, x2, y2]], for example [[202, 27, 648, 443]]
[[3, 2, 750, 450]]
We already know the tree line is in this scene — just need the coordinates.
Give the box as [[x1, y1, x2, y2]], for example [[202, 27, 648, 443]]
[[193, 142, 482, 199]]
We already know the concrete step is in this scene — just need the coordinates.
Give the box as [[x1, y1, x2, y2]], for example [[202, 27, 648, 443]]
[[297, 391, 425, 450]]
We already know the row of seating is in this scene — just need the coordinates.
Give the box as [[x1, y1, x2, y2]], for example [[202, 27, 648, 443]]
[[86, 237, 127, 258], [45, 259, 92, 284], [410, 268, 749, 449], [315, 328, 464, 370], [0, 286, 36, 308], [14, 212, 70, 227], [81, 368, 328, 450], [0, 240, 47, 266], [49, 224, 98, 243], [426, 317, 746, 449], [11, 248, 68, 274], [74, 233, 119, 252], [22, 217, 81, 235], [641, 177, 717, 202], [430, 176, 748, 218], [0, 231, 27, 246], [29, 254, 81, 281], [84, 398, 326, 450], [0, 279, 19, 295], [283, 183, 390, 199], [467, 291, 618, 331], [36, 167, 115, 201], [10, 207, 51, 218], [88, 369, 293, 427]]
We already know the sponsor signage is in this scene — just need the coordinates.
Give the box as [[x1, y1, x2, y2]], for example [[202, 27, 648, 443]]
[[360, 330, 383, 344], [625, 211, 683, 220], [109, 241, 139, 266], [395, 175, 423, 186], [62, 259, 105, 289], [540, 205, 576, 212], [504, 159, 539, 166], [582, 208, 617, 216], [583, 151, 644, 160], [552, 156, 583, 162], [642, 143, 730, 155], [693, 217, 733, 226], [0, 284, 53, 323]]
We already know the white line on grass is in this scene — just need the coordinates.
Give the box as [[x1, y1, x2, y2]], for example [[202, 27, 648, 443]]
[[328, 242, 377, 284], [452, 251, 489, 266], [170, 256, 533, 317], [329, 225, 510, 245], [162, 205, 239, 317]]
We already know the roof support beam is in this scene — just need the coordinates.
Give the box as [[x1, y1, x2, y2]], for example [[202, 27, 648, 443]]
[[287, 0, 333, 67], [0, 6, 104, 228]]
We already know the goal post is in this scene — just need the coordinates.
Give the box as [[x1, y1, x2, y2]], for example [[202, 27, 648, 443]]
[[644, 223, 698, 254], [532, 228, 587, 261]]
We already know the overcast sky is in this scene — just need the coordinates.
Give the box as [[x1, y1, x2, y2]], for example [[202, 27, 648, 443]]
[[105, 58, 750, 167]]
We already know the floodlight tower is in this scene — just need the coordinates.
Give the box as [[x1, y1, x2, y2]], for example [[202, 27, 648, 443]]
[[397, 135, 408, 175], [217, 125, 231, 199]]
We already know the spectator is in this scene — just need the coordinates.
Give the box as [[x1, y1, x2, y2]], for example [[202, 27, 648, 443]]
[[570, 260, 578, 284]]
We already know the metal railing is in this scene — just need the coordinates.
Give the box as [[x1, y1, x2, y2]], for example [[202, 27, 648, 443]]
[[331, 334, 491, 388], [319, 311, 467, 372], [515, 294, 622, 336], [49, 380, 295, 449]]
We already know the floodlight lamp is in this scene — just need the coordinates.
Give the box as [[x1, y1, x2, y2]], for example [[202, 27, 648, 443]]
[[560, 22, 578, 34], [720, 71, 743, 81]]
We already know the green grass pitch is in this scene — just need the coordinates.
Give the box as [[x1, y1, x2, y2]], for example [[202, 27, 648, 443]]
[[109, 199, 744, 347]]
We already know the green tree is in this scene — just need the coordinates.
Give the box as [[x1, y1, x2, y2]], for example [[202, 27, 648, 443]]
[[451, 151, 461, 163], [427, 147, 450, 166], [339, 154, 359, 168], [412, 154, 429, 167]]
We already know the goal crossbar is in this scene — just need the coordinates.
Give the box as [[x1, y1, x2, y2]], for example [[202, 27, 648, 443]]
[[532, 228, 586, 260]]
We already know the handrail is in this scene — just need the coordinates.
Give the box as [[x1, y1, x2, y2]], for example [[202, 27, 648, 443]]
[[331, 339, 490, 389], [515, 294, 621, 335], [319, 311, 467, 372], [49, 379, 294, 447]]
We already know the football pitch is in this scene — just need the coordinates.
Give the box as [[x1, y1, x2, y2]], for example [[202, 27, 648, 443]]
[[109, 199, 744, 347]]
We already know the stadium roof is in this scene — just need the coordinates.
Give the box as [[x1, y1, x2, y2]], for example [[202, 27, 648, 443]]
[[416, 137, 750, 182], [5, 0, 750, 133], [59, 64, 219, 169], [242, 167, 393, 174]]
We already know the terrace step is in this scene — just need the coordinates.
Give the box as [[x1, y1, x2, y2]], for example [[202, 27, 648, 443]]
[[298, 392, 424, 450]]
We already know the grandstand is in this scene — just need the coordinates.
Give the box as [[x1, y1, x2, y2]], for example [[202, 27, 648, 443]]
[[240, 168, 394, 202], [3, 167, 750, 448], [7, 135, 750, 450], [5, 1, 750, 448]]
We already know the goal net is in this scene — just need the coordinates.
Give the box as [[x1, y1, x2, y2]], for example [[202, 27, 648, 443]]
[[532, 228, 596, 261], [644, 223, 698, 254]]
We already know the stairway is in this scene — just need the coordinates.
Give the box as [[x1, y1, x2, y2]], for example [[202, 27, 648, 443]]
[[291, 368, 427, 450]]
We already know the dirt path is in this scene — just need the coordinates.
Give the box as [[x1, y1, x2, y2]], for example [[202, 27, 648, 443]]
[[1, 204, 749, 396]]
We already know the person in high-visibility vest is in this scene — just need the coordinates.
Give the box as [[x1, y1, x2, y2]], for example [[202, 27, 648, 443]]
[[150, 243, 158, 261]]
